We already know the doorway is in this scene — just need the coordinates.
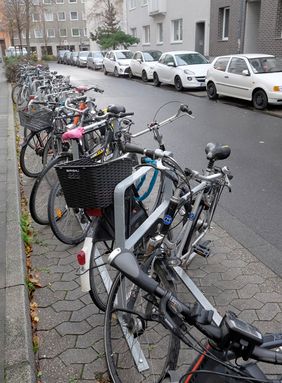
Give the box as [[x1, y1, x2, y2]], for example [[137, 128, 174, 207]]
[[244, 0, 261, 53], [195, 22, 205, 54]]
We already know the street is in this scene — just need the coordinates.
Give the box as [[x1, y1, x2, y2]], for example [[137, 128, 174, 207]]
[[50, 63, 282, 276]]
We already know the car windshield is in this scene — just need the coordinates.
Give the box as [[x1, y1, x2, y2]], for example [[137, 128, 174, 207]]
[[143, 51, 162, 62], [80, 51, 89, 57], [248, 57, 282, 74], [93, 52, 103, 58], [115, 51, 133, 59], [174, 53, 209, 66]]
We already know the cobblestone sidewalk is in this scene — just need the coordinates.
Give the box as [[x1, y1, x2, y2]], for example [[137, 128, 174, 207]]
[[22, 174, 282, 383]]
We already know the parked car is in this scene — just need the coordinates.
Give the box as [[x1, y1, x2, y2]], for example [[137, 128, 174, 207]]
[[77, 51, 90, 67], [87, 51, 104, 70], [153, 51, 211, 91], [63, 51, 72, 65], [6, 46, 27, 57], [206, 54, 282, 110], [57, 50, 69, 64], [129, 50, 162, 81], [70, 51, 79, 66], [103, 50, 133, 77]]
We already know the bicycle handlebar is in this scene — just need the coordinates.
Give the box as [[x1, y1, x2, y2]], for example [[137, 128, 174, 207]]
[[108, 248, 282, 366]]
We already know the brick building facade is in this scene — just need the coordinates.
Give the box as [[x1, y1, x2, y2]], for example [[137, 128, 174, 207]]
[[209, 0, 282, 57]]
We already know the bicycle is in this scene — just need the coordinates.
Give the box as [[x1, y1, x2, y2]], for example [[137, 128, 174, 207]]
[[104, 248, 282, 383]]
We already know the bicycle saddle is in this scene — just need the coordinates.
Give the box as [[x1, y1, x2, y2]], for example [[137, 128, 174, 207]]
[[205, 142, 231, 161], [107, 104, 126, 114]]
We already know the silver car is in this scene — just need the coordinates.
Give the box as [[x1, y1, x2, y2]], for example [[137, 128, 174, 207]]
[[77, 51, 90, 67], [87, 51, 104, 70], [70, 51, 79, 66]]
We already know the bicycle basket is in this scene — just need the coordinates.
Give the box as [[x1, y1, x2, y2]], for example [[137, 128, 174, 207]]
[[18, 108, 53, 132], [55, 156, 133, 208]]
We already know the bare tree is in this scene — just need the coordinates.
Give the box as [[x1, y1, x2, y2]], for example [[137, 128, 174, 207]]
[[3, 0, 26, 50]]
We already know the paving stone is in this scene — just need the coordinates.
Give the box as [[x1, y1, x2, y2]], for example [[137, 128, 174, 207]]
[[58, 254, 76, 266], [34, 287, 66, 308], [82, 360, 108, 380], [238, 284, 261, 299], [60, 347, 98, 365], [256, 303, 281, 321], [241, 262, 276, 277], [45, 250, 75, 260], [38, 329, 76, 359], [37, 307, 70, 331], [254, 292, 282, 303], [48, 264, 74, 274], [65, 287, 89, 301], [86, 313, 104, 328], [199, 263, 228, 273], [238, 309, 258, 324], [232, 298, 265, 311], [70, 304, 97, 322], [76, 327, 105, 348], [52, 300, 85, 313], [214, 290, 238, 306], [56, 321, 92, 336], [50, 280, 79, 292], [61, 270, 79, 282], [80, 294, 94, 306], [197, 272, 222, 286], [220, 267, 244, 281], [39, 357, 83, 383]]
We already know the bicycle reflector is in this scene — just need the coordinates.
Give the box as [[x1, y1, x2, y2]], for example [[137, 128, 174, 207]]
[[77, 250, 86, 266]]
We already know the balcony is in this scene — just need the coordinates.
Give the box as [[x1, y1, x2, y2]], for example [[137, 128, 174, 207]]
[[148, 0, 166, 16]]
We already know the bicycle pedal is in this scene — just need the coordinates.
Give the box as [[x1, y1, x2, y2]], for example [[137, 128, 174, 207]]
[[193, 241, 211, 258]]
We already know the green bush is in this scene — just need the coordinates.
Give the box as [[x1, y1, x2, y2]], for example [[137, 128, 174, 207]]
[[42, 54, 56, 61], [4, 56, 23, 83]]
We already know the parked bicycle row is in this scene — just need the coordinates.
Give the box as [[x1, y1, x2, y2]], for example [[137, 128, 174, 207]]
[[14, 62, 282, 382]]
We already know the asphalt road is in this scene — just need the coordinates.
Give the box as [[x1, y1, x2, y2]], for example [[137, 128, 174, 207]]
[[50, 63, 282, 276]]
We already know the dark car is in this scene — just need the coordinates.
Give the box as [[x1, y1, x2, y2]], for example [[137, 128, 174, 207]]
[[77, 51, 90, 67], [63, 51, 72, 65], [57, 50, 69, 64], [70, 51, 79, 66], [87, 51, 104, 70]]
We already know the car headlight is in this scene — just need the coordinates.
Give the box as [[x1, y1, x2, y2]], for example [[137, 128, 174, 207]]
[[184, 69, 195, 75], [273, 85, 282, 92], [118, 61, 127, 66]]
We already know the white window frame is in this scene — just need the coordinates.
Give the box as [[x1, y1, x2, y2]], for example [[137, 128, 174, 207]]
[[71, 28, 80, 37], [222, 7, 230, 40], [142, 25, 150, 45], [141, 0, 148, 5], [43, 0, 51, 4], [57, 11, 66, 21], [84, 28, 87, 37], [47, 28, 55, 38], [32, 13, 40, 22], [34, 29, 43, 38], [32, 0, 39, 5], [157, 22, 163, 44], [70, 11, 78, 20], [130, 27, 137, 37], [59, 28, 67, 37], [129, 0, 136, 10], [171, 19, 183, 43], [44, 11, 53, 21], [56, 0, 64, 3]]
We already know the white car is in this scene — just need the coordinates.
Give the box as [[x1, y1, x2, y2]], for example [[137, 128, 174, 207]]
[[129, 50, 162, 81], [206, 54, 282, 110], [103, 50, 133, 77], [153, 51, 211, 91]]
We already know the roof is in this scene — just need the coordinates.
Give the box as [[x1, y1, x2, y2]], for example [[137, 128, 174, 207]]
[[214, 53, 274, 59], [161, 51, 199, 55]]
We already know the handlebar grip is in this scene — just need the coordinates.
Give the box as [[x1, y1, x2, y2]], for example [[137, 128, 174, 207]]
[[180, 104, 192, 115], [122, 143, 145, 155], [119, 112, 134, 118], [251, 346, 282, 364]]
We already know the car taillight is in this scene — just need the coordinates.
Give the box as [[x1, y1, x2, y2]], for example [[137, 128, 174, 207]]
[[77, 250, 86, 265]]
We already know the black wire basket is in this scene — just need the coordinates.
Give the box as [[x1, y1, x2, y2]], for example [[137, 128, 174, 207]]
[[55, 156, 133, 209], [18, 108, 53, 132]]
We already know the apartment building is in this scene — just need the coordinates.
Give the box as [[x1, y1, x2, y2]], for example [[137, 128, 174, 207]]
[[126, 0, 210, 56], [209, 0, 282, 57], [13, 0, 89, 58], [85, 0, 126, 51], [0, 9, 11, 57]]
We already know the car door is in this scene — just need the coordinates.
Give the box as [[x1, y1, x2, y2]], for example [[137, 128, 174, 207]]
[[131, 52, 139, 76], [135, 52, 143, 77], [224, 57, 253, 99], [162, 54, 176, 84], [209, 56, 231, 94]]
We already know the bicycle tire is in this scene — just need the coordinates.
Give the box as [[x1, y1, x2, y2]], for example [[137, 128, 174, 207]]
[[29, 153, 72, 225], [12, 84, 21, 104], [48, 180, 91, 245], [104, 260, 180, 383], [19, 131, 48, 178]]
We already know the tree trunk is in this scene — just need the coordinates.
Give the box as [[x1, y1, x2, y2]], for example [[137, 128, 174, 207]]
[[25, 0, 31, 55]]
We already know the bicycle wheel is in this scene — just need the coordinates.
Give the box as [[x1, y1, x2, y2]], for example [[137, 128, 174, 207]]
[[17, 86, 30, 110], [48, 180, 91, 245], [89, 200, 148, 312], [104, 261, 180, 383], [19, 131, 49, 178], [29, 153, 72, 225], [12, 84, 21, 104]]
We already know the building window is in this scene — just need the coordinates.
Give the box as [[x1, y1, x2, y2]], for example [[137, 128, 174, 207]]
[[70, 11, 78, 20], [129, 0, 136, 10], [47, 28, 55, 38], [69, 0, 77, 3], [57, 12, 66, 21], [34, 29, 43, 38], [43, 0, 51, 3], [72, 28, 80, 37], [141, 0, 148, 5], [171, 19, 183, 42], [131, 27, 137, 37], [221, 7, 230, 40], [56, 0, 64, 3], [32, 0, 39, 5], [44, 12, 53, 21], [84, 28, 87, 36], [59, 28, 67, 37], [143, 25, 150, 44], [157, 22, 163, 43], [32, 13, 40, 22]]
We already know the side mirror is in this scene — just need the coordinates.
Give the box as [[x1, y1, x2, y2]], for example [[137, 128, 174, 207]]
[[242, 69, 250, 76], [137, 59, 142, 64], [167, 62, 175, 67]]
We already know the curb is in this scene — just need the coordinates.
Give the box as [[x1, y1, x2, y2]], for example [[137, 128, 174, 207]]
[[4, 82, 36, 383]]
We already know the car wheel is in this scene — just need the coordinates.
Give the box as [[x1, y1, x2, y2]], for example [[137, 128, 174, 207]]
[[128, 68, 133, 79], [174, 76, 183, 91], [252, 89, 268, 110], [114, 67, 119, 77], [142, 70, 148, 82], [153, 72, 161, 87], [207, 81, 218, 100], [104, 66, 108, 75]]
